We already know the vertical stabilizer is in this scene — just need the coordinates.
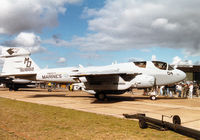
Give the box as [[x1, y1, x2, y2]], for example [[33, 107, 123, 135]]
[[1, 47, 40, 76]]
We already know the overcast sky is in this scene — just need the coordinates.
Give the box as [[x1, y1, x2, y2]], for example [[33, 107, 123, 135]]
[[0, 0, 200, 68]]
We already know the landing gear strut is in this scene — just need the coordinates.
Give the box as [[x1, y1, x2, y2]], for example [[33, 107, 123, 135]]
[[150, 79, 158, 100]]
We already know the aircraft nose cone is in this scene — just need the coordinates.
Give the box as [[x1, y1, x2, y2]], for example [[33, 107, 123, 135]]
[[178, 70, 186, 81], [182, 71, 186, 79]]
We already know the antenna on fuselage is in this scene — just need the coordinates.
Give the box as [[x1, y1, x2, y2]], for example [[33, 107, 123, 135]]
[[112, 61, 117, 65]]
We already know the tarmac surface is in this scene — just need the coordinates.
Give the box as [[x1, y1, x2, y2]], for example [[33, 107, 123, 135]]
[[0, 88, 200, 131]]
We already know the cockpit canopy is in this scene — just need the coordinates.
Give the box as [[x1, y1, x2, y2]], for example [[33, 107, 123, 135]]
[[152, 61, 174, 70], [133, 61, 174, 70], [134, 61, 146, 68], [152, 61, 167, 70]]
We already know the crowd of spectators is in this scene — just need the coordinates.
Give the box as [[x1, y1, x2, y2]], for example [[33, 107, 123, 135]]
[[159, 81, 199, 98]]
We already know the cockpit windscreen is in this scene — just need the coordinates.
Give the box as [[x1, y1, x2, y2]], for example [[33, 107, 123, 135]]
[[168, 65, 174, 70], [152, 61, 167, 70], [134, 61, 146, 68]]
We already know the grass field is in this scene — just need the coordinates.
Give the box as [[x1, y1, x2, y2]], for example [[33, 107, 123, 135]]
[[0, 97, 191, 140]]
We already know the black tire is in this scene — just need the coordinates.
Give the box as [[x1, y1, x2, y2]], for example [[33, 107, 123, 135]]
[[96, 93, 106, 101], [173, 115, 181, 125], [150, 95, 156, 100], [9, 88, 13, 91], [48, 89, 52, 92], [13, 87, 19, 91], [139, 119, 148, 129]]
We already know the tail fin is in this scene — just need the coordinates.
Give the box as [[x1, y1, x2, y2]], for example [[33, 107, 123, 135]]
[[1, 47, 40, 76]]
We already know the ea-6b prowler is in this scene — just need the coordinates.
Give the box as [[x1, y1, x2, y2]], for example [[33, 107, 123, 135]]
[[71, 60, 186, 100], [0, 47, 186, 100]]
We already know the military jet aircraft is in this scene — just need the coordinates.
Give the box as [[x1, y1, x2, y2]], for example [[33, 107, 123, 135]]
[[71, 61, 186, 100], [0, 47, 186, 100]]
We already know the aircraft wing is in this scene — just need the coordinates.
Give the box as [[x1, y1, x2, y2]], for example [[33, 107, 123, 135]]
[[0, 73, 37, 80], [71, 71, 141, 77], [71, 71, 142, 91]]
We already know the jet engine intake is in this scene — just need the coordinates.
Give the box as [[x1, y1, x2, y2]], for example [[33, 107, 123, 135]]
[[79, 77, 87, 83], [131, 75, 155, 88]]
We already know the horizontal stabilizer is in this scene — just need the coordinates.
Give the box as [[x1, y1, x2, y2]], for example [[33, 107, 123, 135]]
[[0, 47, 31, 58]]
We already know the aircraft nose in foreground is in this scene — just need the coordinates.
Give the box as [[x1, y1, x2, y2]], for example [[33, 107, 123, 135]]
[[176, 69, 186, 81]]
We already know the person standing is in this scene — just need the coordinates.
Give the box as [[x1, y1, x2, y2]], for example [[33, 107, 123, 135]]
[[160, 86, 164, 96], [193, 83, 199, 97], [185, 83, 189, 98], [168, 85, 173, 97], [165, 85, 170, 96], [176, 84, 182, 97], [182, 83, 186, 98], [196, 84, 200, 97], [189, 83, 193, 99]]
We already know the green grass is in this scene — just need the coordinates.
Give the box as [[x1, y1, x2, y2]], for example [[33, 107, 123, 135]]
[[0, 97, 191, 140]]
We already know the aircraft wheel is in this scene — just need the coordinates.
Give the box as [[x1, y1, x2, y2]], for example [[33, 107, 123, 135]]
[[94, 94, 98, 98], [96, 93, 106, 101], [9, 88, 13, 91], [139, 119, 148, 129], [150, 95, 156, 100], [13, 87, 19, 91], [48, 89, 52, 92]]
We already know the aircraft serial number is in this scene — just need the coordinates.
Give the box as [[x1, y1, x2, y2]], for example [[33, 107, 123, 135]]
[[20, 67, 34, 72]]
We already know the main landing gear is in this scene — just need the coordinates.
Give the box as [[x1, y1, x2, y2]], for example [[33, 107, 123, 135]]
[[150, 80, 158, 100], [95, 92, 107, 101], [8, 84, 19, 91], [150, 94, 157, 100]]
